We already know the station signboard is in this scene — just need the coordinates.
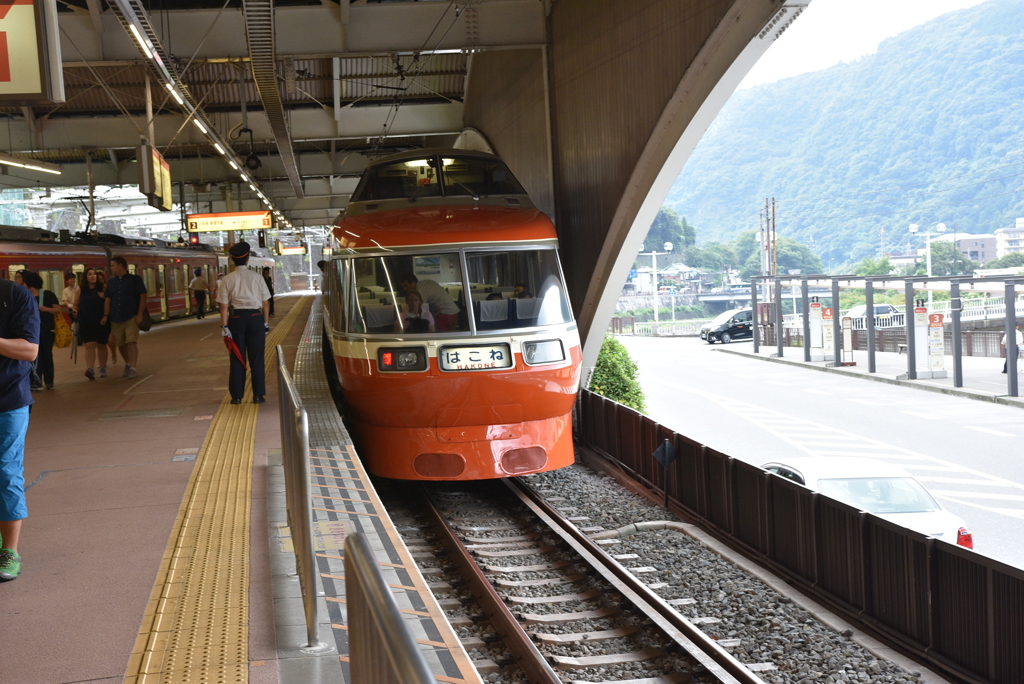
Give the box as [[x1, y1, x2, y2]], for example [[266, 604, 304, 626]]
[[0, 0, 64, 104], [278, 244, 307, 256], [138, 144, 173, 212], [186, 211, 272, 233]]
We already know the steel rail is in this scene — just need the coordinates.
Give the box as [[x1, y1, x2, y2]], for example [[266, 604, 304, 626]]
[[503, 477, 766, 684], [416, 486, 563, 684]]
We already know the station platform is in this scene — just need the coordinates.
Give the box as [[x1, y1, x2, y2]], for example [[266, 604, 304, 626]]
[[717, 342, 1024, 409], [2, 293, 479, 684]]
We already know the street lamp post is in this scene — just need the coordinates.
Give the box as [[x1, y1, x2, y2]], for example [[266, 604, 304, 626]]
[[640, 242, 673, 334], [909, 223, 946, 307]]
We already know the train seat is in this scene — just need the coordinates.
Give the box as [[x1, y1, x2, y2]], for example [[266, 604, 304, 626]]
[[363, 304, 397, 333], [512, 298, 542, 327], [476, 299, 511, 331]]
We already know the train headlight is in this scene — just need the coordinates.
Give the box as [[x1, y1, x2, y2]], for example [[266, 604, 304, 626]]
[[522, 339, 565, 366], [377, 347, 428, 372]]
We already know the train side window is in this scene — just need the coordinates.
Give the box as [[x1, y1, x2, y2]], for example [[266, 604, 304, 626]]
[[142, 268, 157, 295], [346, 260, 367, 334], [42, 270, 64, 294], [169, 267, 183, 294], [9, 264, 26, 281], [329, 260, 349, 333], [465, 249, 572, 330], [128, 264, 138, 276]]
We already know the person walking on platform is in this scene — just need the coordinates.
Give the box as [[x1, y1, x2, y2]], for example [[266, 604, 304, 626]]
[[103, 257, 147, 379], [189, 268, 210, 320], [262, 266, 275, 317], [61, 272, 79, 324], [218, 242, 271, 404], [96, 271, 118, 365], [0, 274, 41, 581], [23, 272, 61, 391], [73, 268, 110, 379]]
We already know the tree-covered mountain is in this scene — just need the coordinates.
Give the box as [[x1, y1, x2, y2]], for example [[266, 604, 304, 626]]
[[664, 0, 1024, 271]]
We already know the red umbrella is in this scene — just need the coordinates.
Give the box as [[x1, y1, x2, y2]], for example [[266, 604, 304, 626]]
[[224, 335, 246, 369]]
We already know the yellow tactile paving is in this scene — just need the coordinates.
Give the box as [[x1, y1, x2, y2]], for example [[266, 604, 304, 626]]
[[124, 297, 310, 684]]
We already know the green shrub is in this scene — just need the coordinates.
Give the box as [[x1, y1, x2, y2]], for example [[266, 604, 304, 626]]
[[590, 335, 647, 413]]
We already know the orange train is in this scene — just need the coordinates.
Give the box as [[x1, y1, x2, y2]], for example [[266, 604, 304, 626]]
[[323, 149, 582, 480], [0, 226, 274, 320]]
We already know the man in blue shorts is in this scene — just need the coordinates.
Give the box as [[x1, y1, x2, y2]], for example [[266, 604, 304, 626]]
[[0, 275, 40, 582]]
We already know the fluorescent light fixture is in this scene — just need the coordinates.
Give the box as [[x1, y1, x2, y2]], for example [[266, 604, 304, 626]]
[[129, 24, 154, 60], [0, 152, 63, 175], [193, 119, 207, 134], [214, 143, 225, 155], [165, 83, 184, 106], [228, 161, 239, 170], [249, 184, 257, 192]]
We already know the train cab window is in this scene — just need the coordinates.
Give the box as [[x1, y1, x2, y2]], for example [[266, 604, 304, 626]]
[[465, 249, 572, 331], [348, 253, 464, 334], [441, 157, 526, 198], [352, 157, 441, 202]]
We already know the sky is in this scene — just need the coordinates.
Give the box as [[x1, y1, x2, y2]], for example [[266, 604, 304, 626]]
[[738, 0, 991, 89]]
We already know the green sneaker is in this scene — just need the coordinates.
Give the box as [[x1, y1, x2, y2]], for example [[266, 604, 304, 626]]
[[0, 549, 21, 581]]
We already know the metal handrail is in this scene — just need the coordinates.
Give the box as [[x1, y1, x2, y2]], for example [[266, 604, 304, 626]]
[[276, 345, 329, 653], [345, 533, 436, 684]]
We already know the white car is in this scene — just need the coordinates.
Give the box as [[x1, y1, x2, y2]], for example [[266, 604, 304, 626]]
[[761, 457, 973, 548]]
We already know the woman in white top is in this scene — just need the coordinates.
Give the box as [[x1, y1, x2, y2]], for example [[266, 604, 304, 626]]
[[394, 292, 435, 334], [62, 272, 80, 322]]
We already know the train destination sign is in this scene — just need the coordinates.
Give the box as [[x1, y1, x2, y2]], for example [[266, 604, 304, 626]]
[[186, 211, 272, 233], [439, 344, 513, 371]]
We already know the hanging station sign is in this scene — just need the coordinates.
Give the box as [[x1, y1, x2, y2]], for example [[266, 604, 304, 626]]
[[186, 211, 272, 233], [138, 144, 173, 212], [0, 0, 63, 104]]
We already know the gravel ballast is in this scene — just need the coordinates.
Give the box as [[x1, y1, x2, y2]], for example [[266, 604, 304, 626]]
[[525, 464, 930, 684]]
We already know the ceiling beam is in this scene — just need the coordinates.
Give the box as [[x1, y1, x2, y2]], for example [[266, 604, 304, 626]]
[[243, 0, 304, 197]]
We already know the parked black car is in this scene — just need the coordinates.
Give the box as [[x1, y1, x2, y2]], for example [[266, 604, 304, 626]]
[[701, 308, 753, 344]]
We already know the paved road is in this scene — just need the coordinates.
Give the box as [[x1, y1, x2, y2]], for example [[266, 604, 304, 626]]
[[618, 335, 1024, 570]]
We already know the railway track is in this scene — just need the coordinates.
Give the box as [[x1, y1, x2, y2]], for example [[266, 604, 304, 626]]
[[379, 477, 776, 684]]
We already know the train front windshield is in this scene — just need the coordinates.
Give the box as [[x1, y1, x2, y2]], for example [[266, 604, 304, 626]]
[[346, 249, 572, 335], [351, 155, 526, 202]]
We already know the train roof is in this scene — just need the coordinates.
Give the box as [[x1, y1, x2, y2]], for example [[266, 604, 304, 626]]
[[332, 205, 558, 252]]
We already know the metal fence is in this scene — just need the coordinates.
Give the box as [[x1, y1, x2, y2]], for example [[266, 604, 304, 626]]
[[763, 327, 1009, 358], [576, 389, 1024, 684], [610, 317, 711, 336], [276, 346, 328, 653], [345, 533, 436, 684]]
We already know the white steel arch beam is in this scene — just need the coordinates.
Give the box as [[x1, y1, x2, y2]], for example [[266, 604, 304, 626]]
[[568, 0, 811, 380]]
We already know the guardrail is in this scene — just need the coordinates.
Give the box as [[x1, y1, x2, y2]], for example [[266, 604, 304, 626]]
[[345, 533, 436, 684], [276, 346, 329, 653], [575, 388, 1024, 684]]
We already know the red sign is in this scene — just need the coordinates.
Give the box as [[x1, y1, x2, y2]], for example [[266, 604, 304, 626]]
[[822, 307, 833, 320], [929, 314, 944, 327], [914, 307, 928, 314]]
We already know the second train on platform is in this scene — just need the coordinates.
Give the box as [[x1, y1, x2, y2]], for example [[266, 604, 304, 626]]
[[322, 149, 582, 480]]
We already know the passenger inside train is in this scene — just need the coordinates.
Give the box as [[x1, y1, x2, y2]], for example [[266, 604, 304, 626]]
[[394, 292, 435, 334], [343, 250, 573, 335]]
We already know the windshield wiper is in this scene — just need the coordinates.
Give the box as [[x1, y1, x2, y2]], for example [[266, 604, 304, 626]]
[[456, 183, 480, 200]]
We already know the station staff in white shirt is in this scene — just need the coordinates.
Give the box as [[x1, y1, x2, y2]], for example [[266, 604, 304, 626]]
[[217, 242, 272, 404]]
